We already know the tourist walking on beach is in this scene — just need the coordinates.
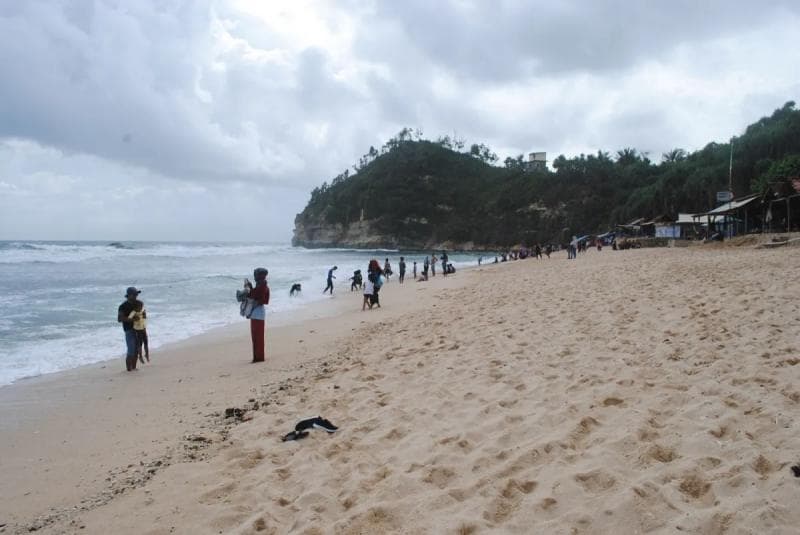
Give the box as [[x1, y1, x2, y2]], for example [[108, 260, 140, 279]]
[[412, 260, 417, 279], [431, 254, 438, 276], [117, 287, 142, 372], [441, 251, 449, 277], [423, 256, 430, 280], [383, 258, 393, 280], [398, 257, 406, 283], [367, 260, 383, 308], [244, 268, 270, 363], [323, 266, 337, 294]]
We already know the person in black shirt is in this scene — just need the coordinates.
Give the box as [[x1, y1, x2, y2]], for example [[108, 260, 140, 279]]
[[323, 266, 337, 294], [398, 257, 406, 284], [117, 286, 141, 371]]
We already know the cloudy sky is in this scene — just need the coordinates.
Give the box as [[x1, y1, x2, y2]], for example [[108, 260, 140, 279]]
[[1, 0, 798, 242]]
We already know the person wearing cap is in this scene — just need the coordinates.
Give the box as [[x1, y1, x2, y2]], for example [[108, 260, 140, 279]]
[[117, 287, 141, 371], [244, 268, 270, 363]]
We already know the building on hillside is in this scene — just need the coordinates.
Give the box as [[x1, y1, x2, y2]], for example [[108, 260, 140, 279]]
[[616, 217, 646, 237], [525, 152, 547, 171], [640, 214, 679, 238], [692, 194, 762, 237], [676, 213, 704, 239], [763, 178, 800, 233]]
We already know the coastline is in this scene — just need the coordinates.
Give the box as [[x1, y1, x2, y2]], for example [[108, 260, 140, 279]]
[[2, 247, 799, 534], [0, 240, 485, 388], [0, 267, 477, 532]]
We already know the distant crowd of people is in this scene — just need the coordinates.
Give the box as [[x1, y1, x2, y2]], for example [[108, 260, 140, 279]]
[[119, 241, 624, 370]]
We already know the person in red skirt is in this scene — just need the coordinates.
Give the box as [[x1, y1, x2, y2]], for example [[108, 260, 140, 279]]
[[244, 267, 270, 363]]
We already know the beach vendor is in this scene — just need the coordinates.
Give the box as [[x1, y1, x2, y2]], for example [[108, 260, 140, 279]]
[[244, 268, 270, 363], [117, 286, 141, 372]]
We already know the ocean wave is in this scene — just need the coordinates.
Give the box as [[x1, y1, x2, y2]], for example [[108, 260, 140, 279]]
[[0, 241, 292, 264], [293, 246, 401, 254], [0, 242, 46, 251]]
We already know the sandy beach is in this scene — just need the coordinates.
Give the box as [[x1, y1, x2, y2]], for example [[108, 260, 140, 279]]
[[2, 244, 799, 534]]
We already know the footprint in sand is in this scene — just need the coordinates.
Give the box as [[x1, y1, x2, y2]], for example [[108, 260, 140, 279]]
[[340, 495, 357, 511], [538, 497, 558, 512], [566, 416, 600, 449], [338, 507, 396, 535], [384, 427, 408, 440], [574, 469, 617, 493], [646, 444, 677, 463], [454, 523, 478, 534], [274, 467, 291, 481], [752, 454, 776, 478], [199, 481, 237, 504], [678, 473, 714, 505], [422, 466, 456, 488], [482, 479, 537, 524], [252, 517, 271, 532]]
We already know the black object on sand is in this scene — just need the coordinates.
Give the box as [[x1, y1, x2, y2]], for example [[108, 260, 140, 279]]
[[282, 416, 338, 441]]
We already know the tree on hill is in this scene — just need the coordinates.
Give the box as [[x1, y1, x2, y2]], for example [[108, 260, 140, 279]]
[[294, 101, 800, 248]]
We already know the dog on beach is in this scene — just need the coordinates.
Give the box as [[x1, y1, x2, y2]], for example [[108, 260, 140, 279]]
[[290, 283, 302, 297]]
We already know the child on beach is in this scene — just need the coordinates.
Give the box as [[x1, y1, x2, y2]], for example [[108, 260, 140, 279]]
[[350, 269, 363, 291], [128, 301, 150, 364], [362, 275, 374, 310]]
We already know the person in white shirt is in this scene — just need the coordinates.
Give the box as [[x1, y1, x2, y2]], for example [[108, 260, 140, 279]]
[[362, 277, 374, 311]]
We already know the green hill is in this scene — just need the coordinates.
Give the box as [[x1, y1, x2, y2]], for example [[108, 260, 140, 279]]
[[293, 102, 800, 249]]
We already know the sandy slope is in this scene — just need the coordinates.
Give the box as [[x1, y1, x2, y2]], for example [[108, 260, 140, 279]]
[[3, 246, 800, 534]]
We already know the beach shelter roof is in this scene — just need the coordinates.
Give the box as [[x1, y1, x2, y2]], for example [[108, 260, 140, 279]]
[[694, 194, 760, 217], [641, 214, 674, 225], [676, 213, 697, 224]]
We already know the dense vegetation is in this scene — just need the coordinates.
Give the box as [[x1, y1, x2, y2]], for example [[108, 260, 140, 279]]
[[295, 102, 800, 247]]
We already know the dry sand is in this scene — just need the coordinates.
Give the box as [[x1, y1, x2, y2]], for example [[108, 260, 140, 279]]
[[1, 245, 799, 534]]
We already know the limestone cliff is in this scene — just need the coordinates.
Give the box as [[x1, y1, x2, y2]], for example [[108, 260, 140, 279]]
[[292, 218, 398, 249], [292, 215, 481, 250]]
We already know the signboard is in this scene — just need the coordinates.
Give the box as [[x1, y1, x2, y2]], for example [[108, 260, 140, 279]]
[[655, 225, 681, 239], [528, 152, 546, 162], [716, 191, 733, 203]]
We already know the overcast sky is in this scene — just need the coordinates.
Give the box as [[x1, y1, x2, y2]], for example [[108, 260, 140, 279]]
[[1, 0, 798, 242]]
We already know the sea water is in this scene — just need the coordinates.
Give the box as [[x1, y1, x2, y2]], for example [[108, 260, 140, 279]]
[[0, 241, 484, 386]]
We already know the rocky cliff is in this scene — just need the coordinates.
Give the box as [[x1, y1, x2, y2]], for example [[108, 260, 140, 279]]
[[292, 218, 397, 249], [292, 215, 480, 250]]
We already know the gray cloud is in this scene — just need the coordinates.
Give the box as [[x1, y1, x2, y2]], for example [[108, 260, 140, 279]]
[[367, 0, 799, 79], [0, 0, 798, 241]]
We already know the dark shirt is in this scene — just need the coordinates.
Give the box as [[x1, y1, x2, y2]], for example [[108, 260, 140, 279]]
[[118, 301, 136, 331], [327, 269, 335, 281]]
